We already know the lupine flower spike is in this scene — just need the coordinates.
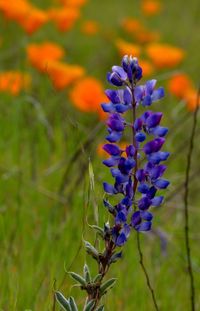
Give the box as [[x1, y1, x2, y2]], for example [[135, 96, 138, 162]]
[[102, 55, 169, 246], [55, 56, 169, 310]]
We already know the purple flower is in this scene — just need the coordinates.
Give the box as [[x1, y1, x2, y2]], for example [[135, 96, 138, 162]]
[[148, 151, 170, 164], [112, 223, 131, 246], [102, 88, 133, 113], [134, 117, 143, 131], [103, 156, 120, 167], [131, 211, 152, 232], [136, 169, 146, 182], [107, 113, 125, 132], [143, 138, 165, 155], [115, 211, 127, 224], [151, 196, 164, 206], [135, 132, 146, 142], [103, 182, 117, 194], [103, 144, 121, 156], [149, 165, 167, 180], [138, 196, 152, 210], [131, 211, 141, 226], [140, 211, 153, 221], [146, 112, 162, 128], [134, 79, 164, 106], [135, 221, 152, 232], [101, 56, 169, 247], [106, 131, 122, 143], [138, 183, 149, 194], [154, 179, 170, 189], [107, 66, 127, 86], [122, 55, 143, 82], [126, 145, 135, 157], [150, 126, 168, 137], [105, 89, 122, 103], [116, 232, 127, 246]]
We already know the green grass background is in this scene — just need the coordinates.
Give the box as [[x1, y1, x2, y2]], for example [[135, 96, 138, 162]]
[[0, 0, 200, 310]]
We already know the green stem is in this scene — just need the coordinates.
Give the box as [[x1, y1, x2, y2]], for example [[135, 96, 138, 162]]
[[183, 87, 199, 311], [131, 84, 160, 311]]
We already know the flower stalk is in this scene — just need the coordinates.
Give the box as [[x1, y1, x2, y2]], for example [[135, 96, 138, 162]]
[[183, 87, 199, 311], [55, 55, 169, 311]]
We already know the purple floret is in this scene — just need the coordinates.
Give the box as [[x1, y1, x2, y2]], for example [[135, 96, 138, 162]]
[[101, 55, 169, 246]]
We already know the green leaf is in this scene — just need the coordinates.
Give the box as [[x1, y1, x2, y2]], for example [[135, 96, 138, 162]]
[[100, 278, 117, 296], [84, 241, 99, 259], [93, 273, 102, 283], [83, 264, 91, 283], [55, 291, 71, 311], [68, 272, 86, 287], [69, 296, 78, 311], [90, 225, 104, 238], [96, 305, 104, 311], [84, 299, 95, 311], [89, 160, 99, 225], [88, 160, 95, 191]]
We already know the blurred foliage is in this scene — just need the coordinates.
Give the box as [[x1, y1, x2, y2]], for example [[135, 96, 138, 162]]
[[0, 0, 200, 310]]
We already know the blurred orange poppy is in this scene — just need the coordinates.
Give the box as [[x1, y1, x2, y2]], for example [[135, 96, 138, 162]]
[[58, 0, 87, 8], [139, 60, 154, 77], [0, 0, 48, 34], [121, 18, 142, 35], [121, 17, 160, 44], [0, 0, 29, 20], [167, 73, 199, 111], [0, 71, 31, 95], [146, 43, 185, 68], [27, 42, 65, 72], [141, 0, 162, 16], [135, 29, 160, 44], [81, 20, 99, 35], [115, 39, 141, 58], [69, 77, 107, 117], [184, 89, 199, 111], [48, 7, 80, 31], [18, 8, 48, 34], [168, 73, 194, 98], [46, 61, 85, 90]]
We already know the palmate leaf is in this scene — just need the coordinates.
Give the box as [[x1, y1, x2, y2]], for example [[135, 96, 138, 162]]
[[100, 278, 117, 296], [68, 271, 86, 287], [55, 291, 71, 311]]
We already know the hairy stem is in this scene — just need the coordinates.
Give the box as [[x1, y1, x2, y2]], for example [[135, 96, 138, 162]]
[[89, 239, 115, 310], [184, 87, 200, 311]]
